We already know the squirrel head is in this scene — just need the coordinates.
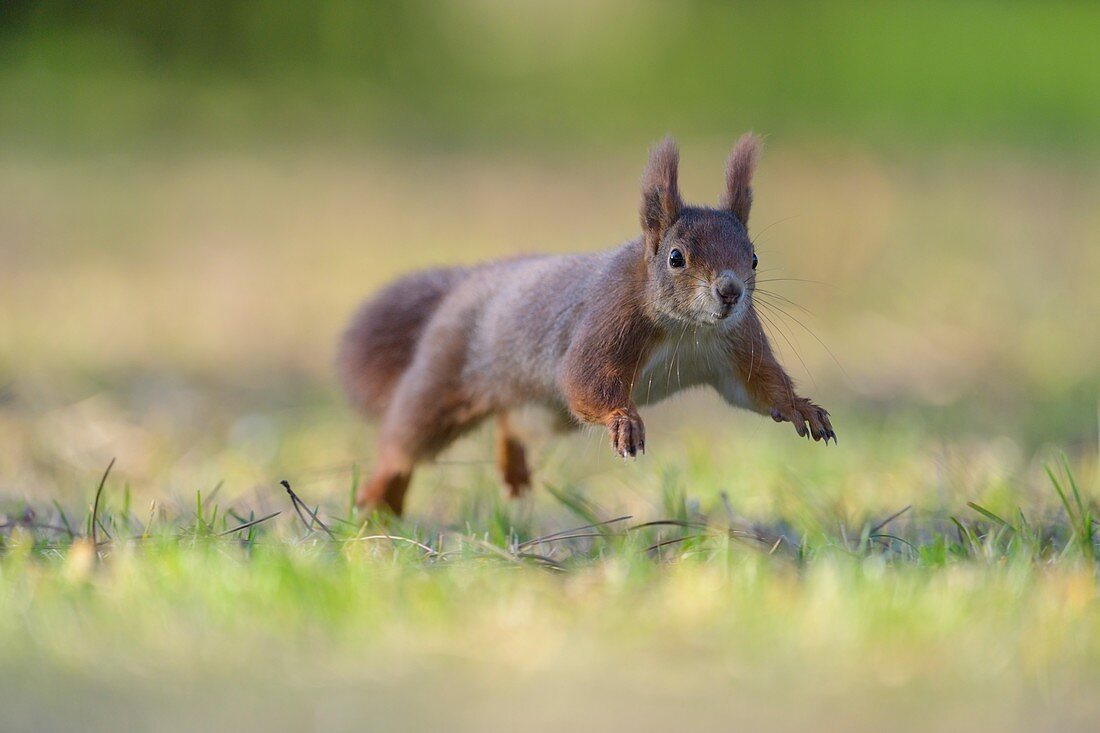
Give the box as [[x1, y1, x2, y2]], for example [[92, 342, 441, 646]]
[[639, 134, 762, 327]]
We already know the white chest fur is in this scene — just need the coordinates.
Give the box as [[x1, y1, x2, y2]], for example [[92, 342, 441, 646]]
[[633, 326, 746, 407]]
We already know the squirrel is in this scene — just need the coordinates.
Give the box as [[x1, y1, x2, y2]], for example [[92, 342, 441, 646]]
[[338, 134, 835, 515]]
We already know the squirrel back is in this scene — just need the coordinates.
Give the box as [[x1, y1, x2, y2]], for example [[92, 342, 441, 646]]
[[337, 266, 468, 417]]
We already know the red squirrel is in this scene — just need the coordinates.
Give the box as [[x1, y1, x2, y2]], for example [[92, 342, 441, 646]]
[[339, 134, 835, 514]]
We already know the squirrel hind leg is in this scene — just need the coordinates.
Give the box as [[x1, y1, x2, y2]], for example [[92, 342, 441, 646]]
[[356, 460, 412, 516], [359, 394, 494, 516], [496, 414, 532, 498]]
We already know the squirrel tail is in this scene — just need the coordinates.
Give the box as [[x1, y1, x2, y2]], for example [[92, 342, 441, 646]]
[[337, 267, 465, 418]]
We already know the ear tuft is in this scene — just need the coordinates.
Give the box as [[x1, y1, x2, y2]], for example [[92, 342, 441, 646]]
[[640, 136, 682, 256], [721, 132, 762, 226]]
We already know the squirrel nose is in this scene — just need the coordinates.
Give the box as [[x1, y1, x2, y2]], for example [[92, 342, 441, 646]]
[[714, 274, 743, 305]]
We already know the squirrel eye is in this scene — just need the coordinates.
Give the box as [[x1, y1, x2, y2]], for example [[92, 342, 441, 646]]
[[752, 252, 758, 270], [668, 248, 685, 268]]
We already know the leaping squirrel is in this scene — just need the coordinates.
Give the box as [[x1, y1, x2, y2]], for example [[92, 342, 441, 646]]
[[339, 134, 835, 515]]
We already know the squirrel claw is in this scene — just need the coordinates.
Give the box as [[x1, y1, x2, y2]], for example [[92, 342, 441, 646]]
[[773, 399, 836, 446], [608, 410, 646, 459]]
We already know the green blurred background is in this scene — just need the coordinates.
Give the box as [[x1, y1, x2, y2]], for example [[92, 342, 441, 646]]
[[3, 0, 1100, 152], [0, 0, 1098, 505]]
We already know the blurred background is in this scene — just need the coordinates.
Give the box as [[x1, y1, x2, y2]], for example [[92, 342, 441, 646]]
[[0, 0, 1098, 510]]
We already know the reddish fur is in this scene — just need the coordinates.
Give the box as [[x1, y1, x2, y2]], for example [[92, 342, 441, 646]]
[[729, 311, 833, 439], [496, 415, 531, 497], [341, 133, 834, 515], [337, 268, 468, 418], [640, 136, 683, 256], [559, 247, 660, 456], [721, 133, 761, 226]]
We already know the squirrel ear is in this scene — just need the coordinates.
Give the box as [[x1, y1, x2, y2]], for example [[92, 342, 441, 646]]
[[640, 136, 682, 256], [721, 132, 762, 226]]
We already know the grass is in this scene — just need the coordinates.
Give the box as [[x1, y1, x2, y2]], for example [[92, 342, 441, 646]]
[[8, 446, 1098, 567], [2, 420, 1099, 731]]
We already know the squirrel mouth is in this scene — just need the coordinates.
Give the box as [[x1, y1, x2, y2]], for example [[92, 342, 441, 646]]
[[712, 300, 745, 324], [715, 290, 753, 322]]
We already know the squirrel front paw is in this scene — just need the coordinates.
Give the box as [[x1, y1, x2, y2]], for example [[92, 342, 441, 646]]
[[771, 398, 835, 444], [607, 409, 646, 458]]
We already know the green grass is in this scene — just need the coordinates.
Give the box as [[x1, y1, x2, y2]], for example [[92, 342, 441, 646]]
[[2, 423, 1099, 731]]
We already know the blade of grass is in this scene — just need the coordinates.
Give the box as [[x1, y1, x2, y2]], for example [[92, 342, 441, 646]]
[[518, 516, 632, 549], [871, 505, 911, 534], [218, 511, 281, 537], [51, 500, 76, 541], [1061, 454, 1086, 517], [967, 502, 1015, 532], [280, 480, 336, 540], [90, 457, 115, 549]]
